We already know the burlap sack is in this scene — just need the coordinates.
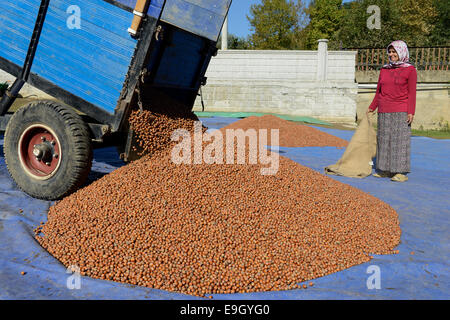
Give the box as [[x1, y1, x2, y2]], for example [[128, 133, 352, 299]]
[[325, 113, 376, 178]]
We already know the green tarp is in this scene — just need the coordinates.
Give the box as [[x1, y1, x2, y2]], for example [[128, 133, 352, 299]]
[[194, 111, 330, 126]]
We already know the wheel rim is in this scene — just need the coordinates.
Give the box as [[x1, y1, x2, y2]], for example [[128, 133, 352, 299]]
[[18, 124, 62, 180]]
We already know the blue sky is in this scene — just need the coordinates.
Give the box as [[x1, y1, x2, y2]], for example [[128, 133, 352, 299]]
[[228, 0, 352, 38]]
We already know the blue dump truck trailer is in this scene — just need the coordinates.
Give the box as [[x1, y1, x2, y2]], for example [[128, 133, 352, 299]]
[[0, 0, 231, 200]]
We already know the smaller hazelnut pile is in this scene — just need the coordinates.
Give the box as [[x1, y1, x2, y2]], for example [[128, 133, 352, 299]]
[[221, 115, 349, 148]]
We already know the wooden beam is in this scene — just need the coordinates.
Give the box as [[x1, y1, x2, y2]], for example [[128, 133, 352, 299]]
[[128, 0, 151, 36]]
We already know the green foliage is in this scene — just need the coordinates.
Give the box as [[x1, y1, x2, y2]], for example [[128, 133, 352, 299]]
[[217, 34, 251, 50], [329, 0, 448, 49], [428, 0, 450, 46], [329, 0, 400, 49], [303, 0, 344, 49], [0, 82, 8, 96], [412, 126, 450, 139], [247, 0, 306, 49], [228, 34, 252, 49], [398, 0, 438, 46], [245, 0, 448, 49]]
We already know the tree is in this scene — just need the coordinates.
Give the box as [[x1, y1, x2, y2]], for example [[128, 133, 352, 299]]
[[303, 0, 344, 49], [228, 34, 252, 50], [330, 0, 402, 49], [330, 0, 446, 48], [217, 34, 251, 50], [247, 0, 306, 50], [245, 0, 447, 50], [397, 0, 438, 46], [428, 0, 450, 46]]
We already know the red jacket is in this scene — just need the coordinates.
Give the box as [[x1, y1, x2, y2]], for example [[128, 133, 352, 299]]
[[369, 66, 417, 115]]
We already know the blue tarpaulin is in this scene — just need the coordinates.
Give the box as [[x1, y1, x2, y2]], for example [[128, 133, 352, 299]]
[[1, 117, 449, 299]]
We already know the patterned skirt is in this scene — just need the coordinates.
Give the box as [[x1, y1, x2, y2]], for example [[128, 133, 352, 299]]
[[376, 112, 411, 173]]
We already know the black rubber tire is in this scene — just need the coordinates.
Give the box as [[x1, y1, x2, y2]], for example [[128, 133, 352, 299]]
[[4, 100, 92, 200]]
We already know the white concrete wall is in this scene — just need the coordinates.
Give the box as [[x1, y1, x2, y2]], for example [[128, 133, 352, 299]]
[[194, 42, 359, 123]]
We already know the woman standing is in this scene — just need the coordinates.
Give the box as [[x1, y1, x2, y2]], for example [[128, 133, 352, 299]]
[[367, 40, 417, 182]]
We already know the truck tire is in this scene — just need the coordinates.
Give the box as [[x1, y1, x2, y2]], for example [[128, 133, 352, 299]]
[[4, 100, 92, 200]]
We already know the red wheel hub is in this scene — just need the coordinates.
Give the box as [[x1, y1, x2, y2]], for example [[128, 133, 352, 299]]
[[18, 124, 61, 179]]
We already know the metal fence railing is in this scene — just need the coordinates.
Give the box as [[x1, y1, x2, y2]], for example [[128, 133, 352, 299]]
[[348, 47, 450, 71]]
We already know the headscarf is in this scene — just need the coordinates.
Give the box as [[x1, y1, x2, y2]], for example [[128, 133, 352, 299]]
[[383, 40, 414, 69]]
